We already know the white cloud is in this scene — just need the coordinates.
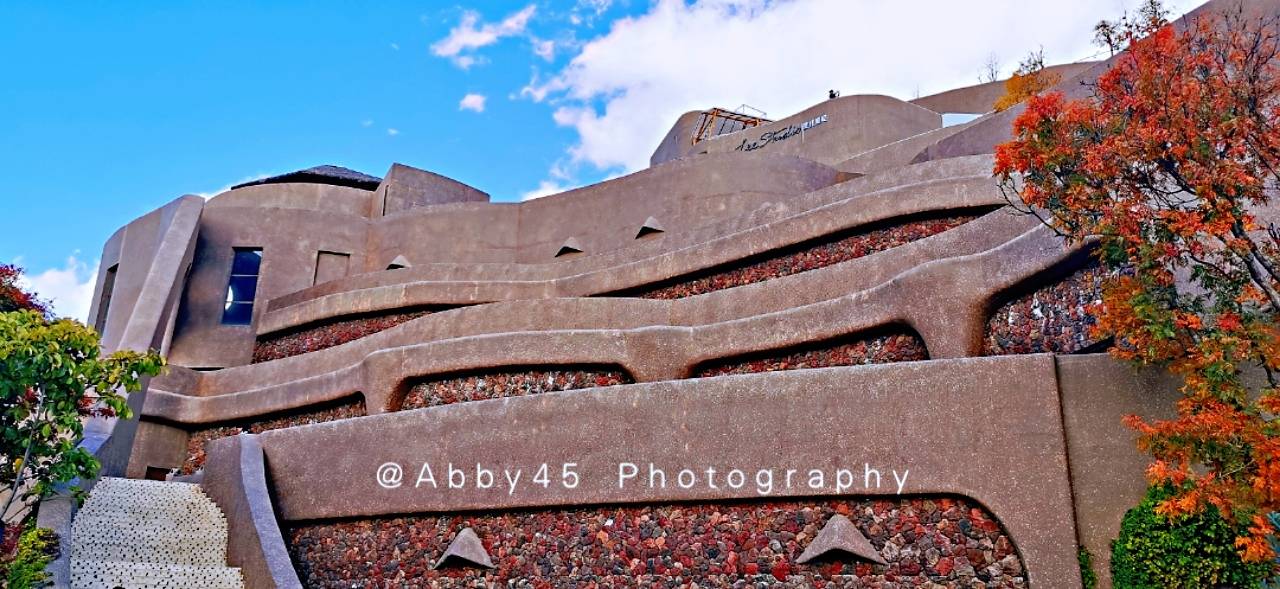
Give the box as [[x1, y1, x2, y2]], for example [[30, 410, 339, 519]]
[[431, 5, 537, 69], [579, 0, 612, 15], [390, 42, 400, 51], [17, 255, 98, 322], [387, 128, 400, 136], [524, 0, 1203, 173], [459, 93, 488, 112], [361, 119, 374, 127], [571, 0, 613, 26], [532, 38, 556, 61]]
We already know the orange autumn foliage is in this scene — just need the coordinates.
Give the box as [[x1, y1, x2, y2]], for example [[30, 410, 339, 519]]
[[995, 7, 1280, 563], [993, 54, 1062, 112]]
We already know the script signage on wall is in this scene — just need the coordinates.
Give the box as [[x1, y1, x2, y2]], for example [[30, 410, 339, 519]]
[[735, 114, 829, 153]]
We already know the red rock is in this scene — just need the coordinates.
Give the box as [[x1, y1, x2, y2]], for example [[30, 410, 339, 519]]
[[935, 557, 954, 575]]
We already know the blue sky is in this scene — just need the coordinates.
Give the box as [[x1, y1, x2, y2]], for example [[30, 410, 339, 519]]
[[0, 0, 1201, 319]]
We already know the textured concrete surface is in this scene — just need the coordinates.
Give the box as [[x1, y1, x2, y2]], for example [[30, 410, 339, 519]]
[[287, 495, 1026, 586], [201, 435, 304, 589], [651, 94, 941, 166], [258, 156, 999, 333], [908, 62, 1098, 115], [1056, 355, 1181, 588], [140, 221, 1076, 425], [249, 355, 1081, 587]]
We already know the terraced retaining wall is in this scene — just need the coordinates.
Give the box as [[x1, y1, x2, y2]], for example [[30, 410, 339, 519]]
[[398, 367, 633, 411], [627, 213, 981, 299], [241, 355, 1081, 586], [253, 309, 437, 363], [287, 496, 1024, 588], [982, 263, 1107, 356], [182, 398, 366, 475], [695, 331, 928, 377]]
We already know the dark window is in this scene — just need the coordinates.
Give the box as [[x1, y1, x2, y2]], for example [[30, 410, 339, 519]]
[[93, 264, 118, 332], [144, 466, 171, 481], [222, 248, 262, 325]]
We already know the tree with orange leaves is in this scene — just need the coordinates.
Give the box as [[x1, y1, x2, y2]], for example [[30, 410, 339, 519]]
[[994, 1, 1280, 569], [992, 49, 1062, 112]]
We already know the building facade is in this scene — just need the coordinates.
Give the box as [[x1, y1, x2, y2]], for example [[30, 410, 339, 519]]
[[51, 2, 1278, 586]]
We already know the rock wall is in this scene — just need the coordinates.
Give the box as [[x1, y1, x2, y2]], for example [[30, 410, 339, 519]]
[[286, 496, 1025, 588], [182, 399, 366, 474], [253, 309, 436, 363], [982, 264, 1107, 356], [398, 367, 633, 411], [632, 214, 979, 299], [696, 332, 928, 377]]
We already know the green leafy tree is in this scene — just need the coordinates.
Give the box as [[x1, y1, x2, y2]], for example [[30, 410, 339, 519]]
[[0, 311, 162, 542]]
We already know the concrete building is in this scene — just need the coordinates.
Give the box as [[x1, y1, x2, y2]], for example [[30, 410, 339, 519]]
[[42, 1, 1280, 587]]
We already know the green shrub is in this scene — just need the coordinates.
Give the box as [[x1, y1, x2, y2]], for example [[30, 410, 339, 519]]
[[4, 527, 58, 589], [1078, 546, 1098, 589], [1112, 484, 1271, 588]]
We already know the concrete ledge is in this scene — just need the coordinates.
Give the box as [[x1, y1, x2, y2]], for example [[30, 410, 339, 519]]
[[36, 492, 76, 588], [247, 354, 1081, 587], [202, 434, 302, 589], [258, 156, 1001, 333], [143, 222, 1079, 425]]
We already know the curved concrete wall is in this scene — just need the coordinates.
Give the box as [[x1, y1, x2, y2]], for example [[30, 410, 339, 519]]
[[196, 352, 1189, 589], [242, 354, 1083, 587], [141, 219, 1076, 427], [206, 183, 376, 218], [201, 434, 303, 589], [912, 0, 1279, 165], [259, 159, 1003, 335], [909, 62, 1098, 115], [371, 153, 844, 267], [167, 207, 371, 368], [657, 94, 940, 167], [165, 153, 844, 368]]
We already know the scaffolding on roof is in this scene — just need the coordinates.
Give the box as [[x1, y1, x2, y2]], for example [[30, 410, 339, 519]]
[[690, 107, 771, 145]]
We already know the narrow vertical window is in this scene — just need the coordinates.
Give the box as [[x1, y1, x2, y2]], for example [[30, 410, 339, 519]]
[[94, 264, 118, 332], [222, 248, 262, 325]]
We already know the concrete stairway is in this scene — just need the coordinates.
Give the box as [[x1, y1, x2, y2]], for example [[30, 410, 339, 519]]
[[69, 477, 244, 589]]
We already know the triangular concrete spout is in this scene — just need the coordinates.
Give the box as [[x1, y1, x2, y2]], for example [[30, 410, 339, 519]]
[[636, 216, 665, 238], [433, 527, 495, 570], [555, 237, 584, 257], [796, 514, 887, 566], [386, 255, 411, 270]]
